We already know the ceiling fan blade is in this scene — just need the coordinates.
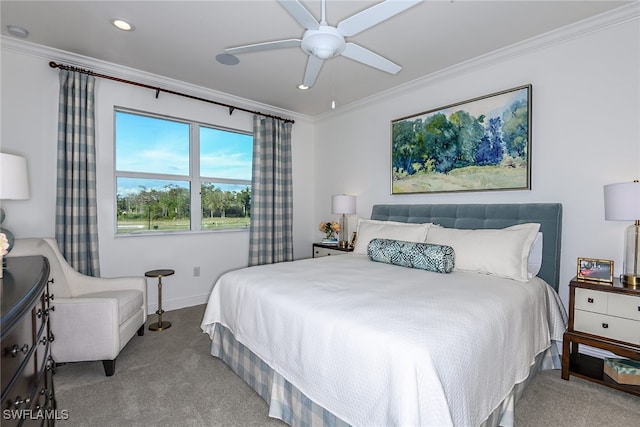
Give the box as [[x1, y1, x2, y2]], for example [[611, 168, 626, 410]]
[[303, 55, 324, 87], [342, 42, 401, 74], [226, 39, 301, 55], [337, 0, 422, 37], [278, 0, 320, 30]]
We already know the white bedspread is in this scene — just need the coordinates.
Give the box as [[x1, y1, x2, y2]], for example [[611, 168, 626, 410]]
[[201, 254, 566, 427]]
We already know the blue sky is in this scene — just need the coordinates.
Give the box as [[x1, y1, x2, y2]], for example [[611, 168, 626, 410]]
[[115, 111, 252, 195], [411, 86, 529, 123]]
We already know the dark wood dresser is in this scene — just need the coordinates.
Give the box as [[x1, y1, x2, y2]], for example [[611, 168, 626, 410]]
[[1, 255, 57, 426]]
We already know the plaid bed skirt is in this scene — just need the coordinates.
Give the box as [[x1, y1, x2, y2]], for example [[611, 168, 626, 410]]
[[210, 323, 561, 427]]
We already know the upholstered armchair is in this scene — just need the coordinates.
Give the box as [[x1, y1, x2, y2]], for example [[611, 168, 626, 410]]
[[9, 238, 147, 376]]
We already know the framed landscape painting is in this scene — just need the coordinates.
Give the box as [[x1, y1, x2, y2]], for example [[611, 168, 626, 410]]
[[391, 84, 531, 194]]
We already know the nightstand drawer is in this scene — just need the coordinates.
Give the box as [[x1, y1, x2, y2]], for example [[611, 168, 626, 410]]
[[608, 293, 640, 321], [314, 247, 346, 257], [575, 288, 640, 321], [575, 288, 607, 314], [574, 309, 640, 345]]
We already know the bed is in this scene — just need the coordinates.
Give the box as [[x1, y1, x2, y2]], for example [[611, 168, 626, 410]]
[[201, 203, 567, 427]]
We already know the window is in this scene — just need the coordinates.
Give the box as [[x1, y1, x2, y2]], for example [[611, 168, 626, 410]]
[[115, 110, 252, 234]]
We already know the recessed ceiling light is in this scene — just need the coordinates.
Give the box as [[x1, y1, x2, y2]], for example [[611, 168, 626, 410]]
[[298, 84, 309, 90], [110, 18, 134, 31], [216, 53, 240, 66], [7, 25, 29, 38]]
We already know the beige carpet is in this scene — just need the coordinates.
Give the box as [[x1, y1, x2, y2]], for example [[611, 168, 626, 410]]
[[54, 304, 640, 426]]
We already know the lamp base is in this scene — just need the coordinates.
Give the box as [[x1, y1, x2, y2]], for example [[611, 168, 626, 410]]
[[621, 274, 639, 288]]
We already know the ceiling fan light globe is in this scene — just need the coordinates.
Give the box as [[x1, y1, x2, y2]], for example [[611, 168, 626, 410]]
[[313, 47, 335, 60]]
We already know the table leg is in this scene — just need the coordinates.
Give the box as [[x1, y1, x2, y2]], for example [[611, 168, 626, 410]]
[[149, 276, 171, 331], [561, 333, 570, 380]]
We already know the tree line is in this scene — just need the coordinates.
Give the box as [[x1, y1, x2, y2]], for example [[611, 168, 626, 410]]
[[117, 183, 251, 221], [392, 98, 528, 178]]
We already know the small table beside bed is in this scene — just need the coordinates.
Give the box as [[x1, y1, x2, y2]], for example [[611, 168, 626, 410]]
[[201, 203, 567, 427]]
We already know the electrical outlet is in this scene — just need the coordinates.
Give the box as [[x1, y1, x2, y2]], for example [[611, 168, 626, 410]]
[[193, 266, 200, 277]]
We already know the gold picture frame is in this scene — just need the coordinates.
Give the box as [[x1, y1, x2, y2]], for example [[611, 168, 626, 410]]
[[349, 231, 357, 249], [577, 257, 614, 283]]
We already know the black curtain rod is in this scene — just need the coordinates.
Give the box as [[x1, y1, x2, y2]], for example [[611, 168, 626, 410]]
[[48, 61, 295, 124]]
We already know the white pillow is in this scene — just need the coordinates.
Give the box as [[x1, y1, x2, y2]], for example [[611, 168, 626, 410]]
[[353, 219, 432, 255], [425, 223, 541, 282], [528, 232, 543, 278]]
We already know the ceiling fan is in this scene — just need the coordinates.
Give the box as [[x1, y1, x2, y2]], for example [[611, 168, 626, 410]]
[[225, 0, 422, 88]]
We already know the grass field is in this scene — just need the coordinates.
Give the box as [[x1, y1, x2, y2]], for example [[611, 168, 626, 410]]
[[117, 216, 250, 234], [392, 165, 527, 194]]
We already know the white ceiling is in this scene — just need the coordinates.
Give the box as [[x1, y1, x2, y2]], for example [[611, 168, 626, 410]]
[[0, 1, 631, 116]]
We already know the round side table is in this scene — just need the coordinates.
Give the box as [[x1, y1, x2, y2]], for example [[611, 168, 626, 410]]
[[145, 269, 174, 331]]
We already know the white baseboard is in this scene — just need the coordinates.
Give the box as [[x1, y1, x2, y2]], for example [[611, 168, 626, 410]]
[[147, 293, 210, 314]]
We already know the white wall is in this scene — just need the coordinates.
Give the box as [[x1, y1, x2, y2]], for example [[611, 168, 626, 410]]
[[1, 41, 316, 312], [2, 7, 638, 318], [312, 11, 640, 310]]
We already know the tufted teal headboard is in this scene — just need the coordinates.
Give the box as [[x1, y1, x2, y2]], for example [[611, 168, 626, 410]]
[[370, 203, 563, 291]]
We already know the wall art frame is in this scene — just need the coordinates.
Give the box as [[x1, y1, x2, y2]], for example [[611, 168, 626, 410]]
[[577, 257, 614, 284], [391, 84, 532, 194]]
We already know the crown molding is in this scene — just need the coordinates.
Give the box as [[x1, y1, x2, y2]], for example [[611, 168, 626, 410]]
[[316, 2, 640, 122], [0, 36, 313, 125], [3, 1, 637, 125]]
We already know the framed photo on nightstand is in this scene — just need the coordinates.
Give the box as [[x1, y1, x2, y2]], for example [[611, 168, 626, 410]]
[[349, 231, 357, 248], [577, 257, 614, 283]]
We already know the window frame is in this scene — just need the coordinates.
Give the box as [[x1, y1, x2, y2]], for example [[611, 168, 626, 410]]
[[114, 107, 253, 235]]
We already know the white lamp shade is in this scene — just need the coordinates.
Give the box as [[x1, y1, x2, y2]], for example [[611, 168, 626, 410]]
[[331, 194, 356, 215], [604, 181, 640, 221], [0, 153, 30, 200]]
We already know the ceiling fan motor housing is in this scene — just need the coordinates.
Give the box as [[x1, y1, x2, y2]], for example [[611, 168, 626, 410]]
[[301, 26, 346, 60]]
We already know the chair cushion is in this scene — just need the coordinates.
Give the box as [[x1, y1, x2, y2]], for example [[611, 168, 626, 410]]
[[77, 290, 143, 325]]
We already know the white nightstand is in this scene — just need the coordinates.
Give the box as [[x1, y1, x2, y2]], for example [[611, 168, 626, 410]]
[[312, 243, 353, 258], [561, 277, 640, 396]]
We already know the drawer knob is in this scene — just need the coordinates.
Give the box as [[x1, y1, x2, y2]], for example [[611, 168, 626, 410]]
[[46, 355, 57, 373], [602, 323, 609, 329], [40, 334, 55, 345], [587, 298, 594, 303], [13, 396, 31, 408], [10, 344, 29, 357]]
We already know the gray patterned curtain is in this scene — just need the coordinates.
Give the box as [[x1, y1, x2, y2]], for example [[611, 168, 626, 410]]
[[55, 69, 100, 276], [248, 116, 294, 266]]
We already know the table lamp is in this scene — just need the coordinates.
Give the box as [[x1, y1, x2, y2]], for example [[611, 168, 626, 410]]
[[0, 153, 31, 254], [331, 194, 356, 248], [604, 180, 640, 287]]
